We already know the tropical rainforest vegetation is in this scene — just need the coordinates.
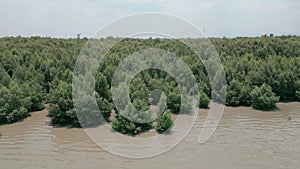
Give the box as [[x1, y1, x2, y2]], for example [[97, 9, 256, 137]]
[[0, 35, 299, 135]]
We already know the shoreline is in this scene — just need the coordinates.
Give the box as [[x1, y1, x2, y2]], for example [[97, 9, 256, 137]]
[[1, 102, 299, 130]]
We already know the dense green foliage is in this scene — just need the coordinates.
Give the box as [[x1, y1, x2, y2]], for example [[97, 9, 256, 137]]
[[0, 84, 29, 124], [48, 81, 79, 126], [111, 98, 152, 135], [156, 111, 174, 133], [199, 91, 210, 108], [250, 84, 280, 110], [111, 115, 152, 135], [0, 37, 85, 125], [0, 36, 299, 135]]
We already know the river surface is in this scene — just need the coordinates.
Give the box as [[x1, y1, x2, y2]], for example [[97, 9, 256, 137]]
[[1, 103, 300, 169]]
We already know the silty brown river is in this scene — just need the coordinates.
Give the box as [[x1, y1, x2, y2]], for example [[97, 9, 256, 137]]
[[0, 102, 300, 169]]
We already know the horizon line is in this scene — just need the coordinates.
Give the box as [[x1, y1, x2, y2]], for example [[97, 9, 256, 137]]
[[0, 34, 299, 40]]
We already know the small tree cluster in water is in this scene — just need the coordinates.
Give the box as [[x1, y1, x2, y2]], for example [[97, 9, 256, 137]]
[[156, 111, 173, 134], [0, 36, 300, 136]]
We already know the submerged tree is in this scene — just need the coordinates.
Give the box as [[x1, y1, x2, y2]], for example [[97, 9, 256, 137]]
[[48, 81, 79, 126], [156, 111, 174, 133], [0, 85, 29, 124], [199, 91, 210, 108], [250, 84, 279, 110]]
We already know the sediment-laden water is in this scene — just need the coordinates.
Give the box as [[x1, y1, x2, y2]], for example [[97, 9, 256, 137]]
[[1, 103, 300, 169]]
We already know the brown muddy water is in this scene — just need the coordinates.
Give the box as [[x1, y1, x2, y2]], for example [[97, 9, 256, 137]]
[[0, 103, 300, 169]]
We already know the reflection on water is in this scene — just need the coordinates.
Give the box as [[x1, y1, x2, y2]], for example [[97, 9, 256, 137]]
[[1, 103, 300, 169]]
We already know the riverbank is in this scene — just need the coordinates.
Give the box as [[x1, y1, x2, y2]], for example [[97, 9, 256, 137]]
[[1, 102, 299, 132]]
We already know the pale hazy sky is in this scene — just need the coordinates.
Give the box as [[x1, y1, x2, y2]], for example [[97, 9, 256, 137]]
[[1, 0, 299, 38]]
